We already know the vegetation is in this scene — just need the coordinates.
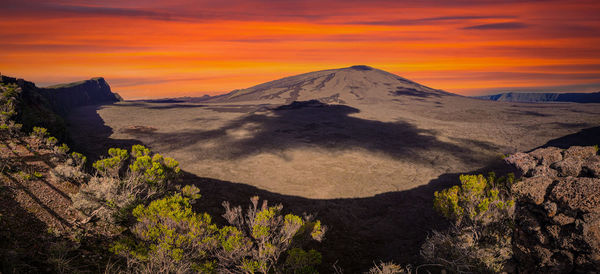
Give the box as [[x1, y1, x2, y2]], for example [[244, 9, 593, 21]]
[[71, 145, 180, 223], [366, 262, 410, 274], [111, 193, 326, 273], [421, 172, 516, 273], [0, 78, 68, 139], [0, 83, 23, 138]]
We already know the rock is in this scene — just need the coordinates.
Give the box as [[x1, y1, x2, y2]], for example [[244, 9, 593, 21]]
[[530, 147, 563, 165], [529, 165, 557, 177], [552, 213, 576, 225], [512, 176, 553, 205], [563, 146, 597, 161], [545, 224, 560, 240], [550, 177, 600, 213], [505, 152, 537, 176], [550, 158, 583, 177], [582, 213, 600, 252], [39, 77, 119, 114], [543, 201, 558, 217], [507, 146, 600, 272], [582, 157, 600, 177]]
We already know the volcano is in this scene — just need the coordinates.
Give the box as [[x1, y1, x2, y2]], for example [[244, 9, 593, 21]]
[[207, 65, 453, 105]]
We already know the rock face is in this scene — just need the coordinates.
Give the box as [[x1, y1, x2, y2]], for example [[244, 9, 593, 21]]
[[505, 146, 600, 272], [1, 75, 120, 115], [39, 77, 121, 114], [474, 91, 600, 103]]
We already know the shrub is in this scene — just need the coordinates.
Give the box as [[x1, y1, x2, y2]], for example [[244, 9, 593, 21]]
[[0, 84, 19, 127], [367, 262, 409, 274], [129, 153, 181, 188], [71, 145, 180, 224], [70, 152, 87, 168], [433, 174, 514, 227], [112, 194, 327, 273], [54, 143, 70, 157], [422, 173, 515, 273], [219, 196, 326, 273], [46, 136, 58, 147], [31, 126, 48, 139], [284, 248, 322, 274], [29, 126, 49, 148], [92, 148, 129, 178], [51, 151, 89, 186], [111, 193, 218, 273]]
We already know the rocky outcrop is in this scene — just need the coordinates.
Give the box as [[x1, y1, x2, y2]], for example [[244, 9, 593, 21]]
[[474, 92, 600, 103], [505, 146, 600, 272], [0, 75, 121, 139], [1, 75, 120, 115], [39, 77, 120, 114]]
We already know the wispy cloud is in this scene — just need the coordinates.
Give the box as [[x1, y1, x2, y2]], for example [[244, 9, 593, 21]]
[[341, 15, 516, 26], [463, 22, 529, 30]]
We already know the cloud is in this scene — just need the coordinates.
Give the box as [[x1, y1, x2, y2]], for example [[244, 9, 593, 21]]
[[341, 15, 516, 26], [421, 15, 516, 21], [463, 22, 528, 30], [0, 43, 152, 52]]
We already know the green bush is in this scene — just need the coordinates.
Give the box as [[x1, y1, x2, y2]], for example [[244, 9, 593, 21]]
[[46, 136, 58, 147], [71, 145, 180, 224], [433, 173, 514, 227], [112, 193, 218, 272], [54, 143, 70, 156], [422, 173, 515, 273], [31, 126, 48, 139], [92, 148, 129, 177], [112, 194, 327, 273]]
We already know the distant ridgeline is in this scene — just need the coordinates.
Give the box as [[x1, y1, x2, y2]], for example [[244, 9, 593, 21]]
[[474, 92, 600, 103], [0, 74, 121, 139]]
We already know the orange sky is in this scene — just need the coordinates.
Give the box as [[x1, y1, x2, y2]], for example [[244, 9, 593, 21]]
[[1, 0, 599, 99]]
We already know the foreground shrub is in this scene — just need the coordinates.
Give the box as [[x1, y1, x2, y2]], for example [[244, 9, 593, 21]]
[[433, 174, 514, 227], [112, 193, 326, 273], [112, 192, 217, 273], [220, 196, 326, 273], [71, 145, 180, 223], [421, 173, 515, 273], [0, 83, 22, 138], [366, 262, 409, 274]]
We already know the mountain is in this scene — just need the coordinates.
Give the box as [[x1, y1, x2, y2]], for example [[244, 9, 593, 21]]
[[205, 65, 453, 104], [474, 92, 600, 103], [0, 75, 121, 139], [1, 75, 121, 114], [40, 77, 122, 114]]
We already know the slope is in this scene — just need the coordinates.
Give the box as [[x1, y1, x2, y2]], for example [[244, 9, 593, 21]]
[[207, 65, 452, 105]]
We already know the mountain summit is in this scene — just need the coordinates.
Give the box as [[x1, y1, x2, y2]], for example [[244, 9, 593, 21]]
[[208, 65, 452, 104]]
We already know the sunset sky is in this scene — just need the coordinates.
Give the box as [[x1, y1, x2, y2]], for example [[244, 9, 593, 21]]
[[1, 0, 599, 99]]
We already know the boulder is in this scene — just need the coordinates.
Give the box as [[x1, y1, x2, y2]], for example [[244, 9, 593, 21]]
[[530, 147, 563, 165], [563, 146, 597, 160], [550, 158, 583, 177], [512, 176, 553, 205], [508, 146, 600, 272], [504, 152, 537, 176]]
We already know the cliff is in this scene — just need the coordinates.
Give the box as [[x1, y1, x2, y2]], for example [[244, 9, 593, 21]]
[[474, 92, 600, 103], [40, 77, 121, 114], [0, 75, 121, 139]]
